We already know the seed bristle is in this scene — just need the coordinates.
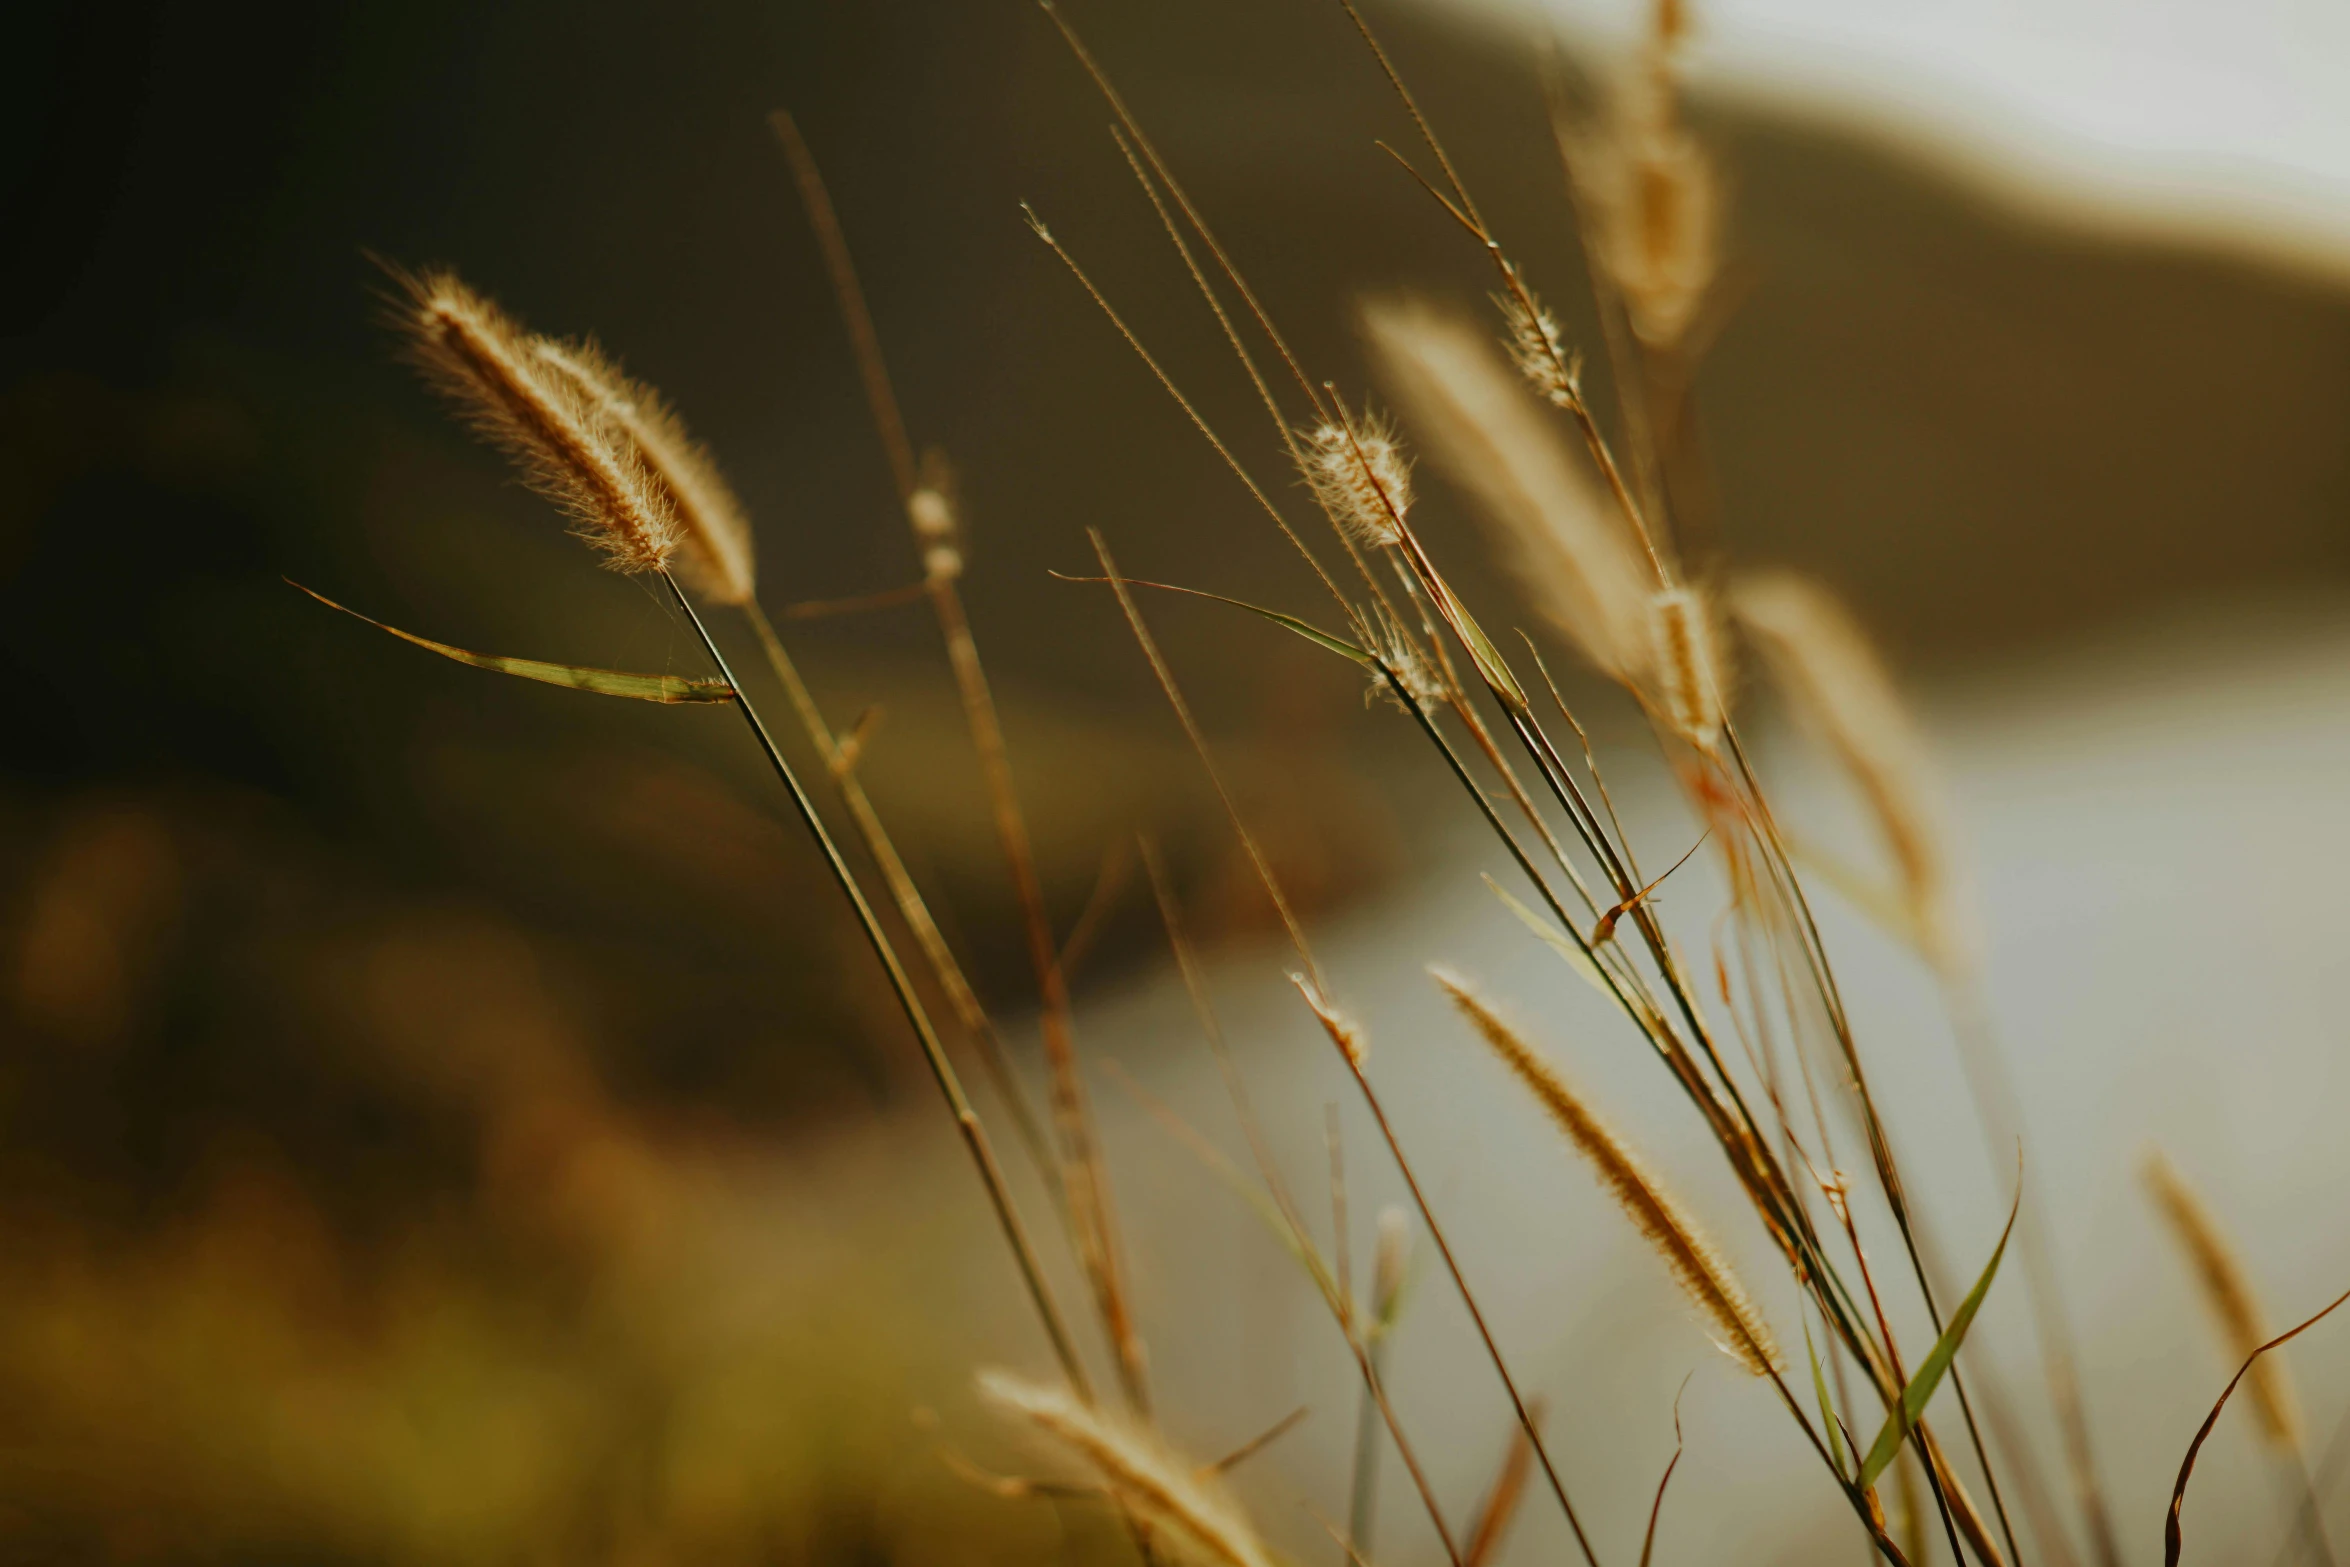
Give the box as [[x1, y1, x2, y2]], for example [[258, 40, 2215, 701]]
[[391, 267, 678, 575], [978, 1369, 1276, 1567], [1435, 966, 1781, 1375]]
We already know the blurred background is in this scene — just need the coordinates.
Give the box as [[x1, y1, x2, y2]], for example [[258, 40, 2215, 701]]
[[6, 0, 2349, 1560]]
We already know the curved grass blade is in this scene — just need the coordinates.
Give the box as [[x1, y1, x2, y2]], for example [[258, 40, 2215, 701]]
[[291, 580, 735, 704], [1639, 1380, 1691, 1567], [1859, 1184, 2021, 1486], [1427, 576, 1528, 711], [2167, 1280, 2350, 1566], [1482, 874, 1612, 1001], [1806, 1319, 1852, 1481], [1101, 1061, 1345, 1319], [1051, 571, 1371, 665]]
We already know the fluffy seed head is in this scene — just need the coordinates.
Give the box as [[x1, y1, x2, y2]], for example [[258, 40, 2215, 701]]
[[1366, 301, 1653, 681], [1299, 416, 1412, 548], [531, 336, 755, 603], [1497, 283, 1582, 410], [394, 268, 678, 574], [1647, 584, 1726, 751], [1730, 572, 1966, 966], [2143, 1151, 2302, 1449], [1367, 609, 1449, 712], [1434, 966, 1781, 1375], [977, 1369, 1275, 1567], [1570, 32, 1719, 350]]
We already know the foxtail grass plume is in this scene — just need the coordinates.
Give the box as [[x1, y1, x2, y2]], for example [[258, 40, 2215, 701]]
[[1647, 584, 1725, 752], [1365, 301, 1653, 682], [1366, 608, 1449, 711], [530, 337, 756, 604], [1729, 571, 1966, 966], [1497, 282, 1581, 411], [1433, 967, 1781, 1374], [394, 268, 678, 574], [977, 1369, 1276, 1567], [1298, 415, 1412, 548], [2142, 1151, 2303, 1449], [1569, 1, 1720, 350]]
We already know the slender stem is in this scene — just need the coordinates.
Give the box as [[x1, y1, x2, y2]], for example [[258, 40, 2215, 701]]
[[1334, 1052, 1603, 1567], [1347, 1338, 1389, 1559], [663, 574, 1091, 1399], [740, 599, 1063, 1208]]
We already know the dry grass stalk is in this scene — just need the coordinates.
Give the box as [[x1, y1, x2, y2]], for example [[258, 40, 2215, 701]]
[[394, 268, 678, 573], [1434, 967, 1781, 1375], [775, 114, 1152, 1415], [1730, 571, 1964, 967], [529, 337, 756, 604], [2143, 1151, 2303, 1450], [978, 1369, 1276, 1567], [1364, 301, 1654, 681]]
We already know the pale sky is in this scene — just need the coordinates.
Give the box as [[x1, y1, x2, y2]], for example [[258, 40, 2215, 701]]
[[1441, 0, 2350, 275]]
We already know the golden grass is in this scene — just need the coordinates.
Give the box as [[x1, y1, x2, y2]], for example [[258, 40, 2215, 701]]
[[1434, 965, 1781, 1376], [340, 0, 2350, 1561]]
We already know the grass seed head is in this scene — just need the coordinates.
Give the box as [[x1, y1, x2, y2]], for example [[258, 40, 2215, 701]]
[[1648, 583, 1726, 752], [977, 1369, 1276, 1567], [1571, 15, 1719, 350], [1298, 415, 1412, 548], [530, 336, 756, 603], [1434, 966, 1781, 1375], [1729, 571, 1965, 965], [393, 268, 679, 575], [1365, 300, 1652, 681], [1497, 283, 1582, 410], [2143, 1151, 2303, 1450]]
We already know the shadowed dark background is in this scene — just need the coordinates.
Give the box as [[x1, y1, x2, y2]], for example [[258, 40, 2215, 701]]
[[4, 0, 2348, 1558]]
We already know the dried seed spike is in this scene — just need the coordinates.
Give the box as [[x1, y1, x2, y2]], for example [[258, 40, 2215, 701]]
[[1297, 414, 1412, 548], [2142, 1151, 2302, 1450], [1433, 966, 1781, 1375], [530, 336, 755, 603], [1367, 607, 1447, 711], [1567, 10, 1719, 352], [1496, 282, 1581, 411], [977, 1369, 1276, 1567], [393, 268, 678, 574], [1729, 571, 1963, 965], [1647, 584, 1724, 752], [1364, 300, 1652, 682]]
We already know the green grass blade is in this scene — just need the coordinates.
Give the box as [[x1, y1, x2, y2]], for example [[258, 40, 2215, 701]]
[[1429, 578, 1528, 711], [1483, 874, 1611, 1001], [1051, 571, 1371, 664], [1858, 1186, 2021, 1486], [1805, 1319, 1851, 1481], [292, 581, 736, 704]]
